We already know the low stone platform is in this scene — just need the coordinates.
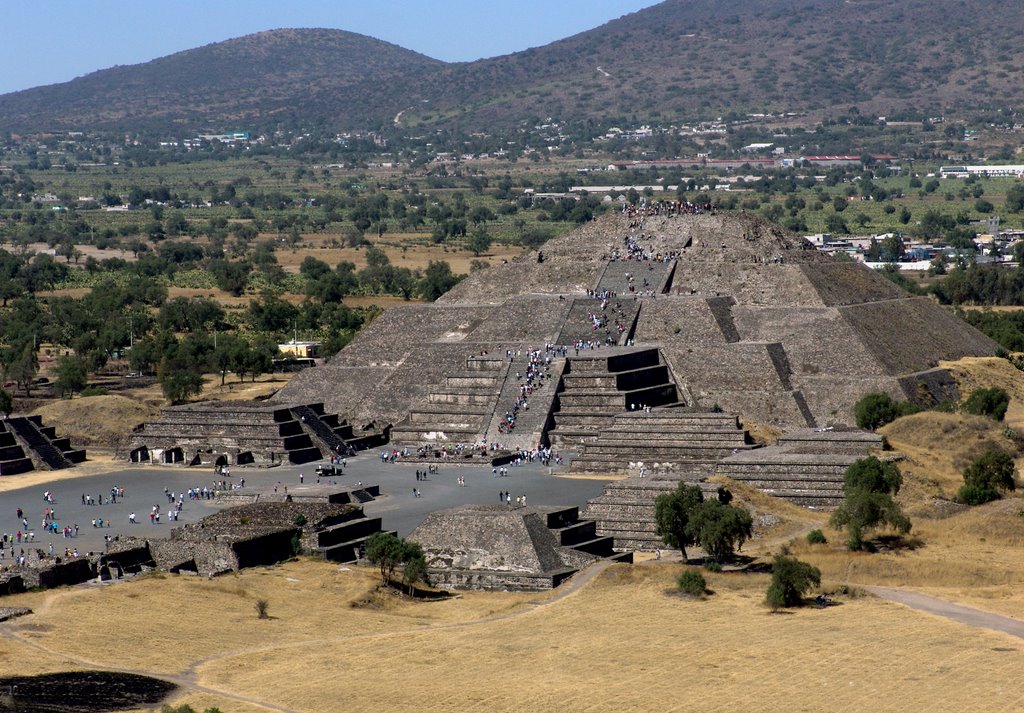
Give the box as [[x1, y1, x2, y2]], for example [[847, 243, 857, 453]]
[[410, 504, 629, 591]]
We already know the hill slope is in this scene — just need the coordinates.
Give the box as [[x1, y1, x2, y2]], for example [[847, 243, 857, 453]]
[[0, 28, 443, 132], [2, 0, 1022, 133]]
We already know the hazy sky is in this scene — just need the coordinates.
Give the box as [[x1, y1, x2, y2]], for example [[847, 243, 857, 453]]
[[0, 1, 661, 95]]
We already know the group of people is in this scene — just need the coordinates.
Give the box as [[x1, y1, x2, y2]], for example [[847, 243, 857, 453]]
[[622, 198, 714, 219], [498, 491, 527, 507]]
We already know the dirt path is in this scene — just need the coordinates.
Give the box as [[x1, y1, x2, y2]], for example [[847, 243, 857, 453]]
[[864, 585, 1024, 641]]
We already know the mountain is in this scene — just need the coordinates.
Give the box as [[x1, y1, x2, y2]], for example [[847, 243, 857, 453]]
[[0, 29, 443, 133], [2, 0, 1023, 134]]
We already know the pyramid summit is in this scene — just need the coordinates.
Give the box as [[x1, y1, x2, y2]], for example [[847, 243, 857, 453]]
[[279, 208, 995, 445]]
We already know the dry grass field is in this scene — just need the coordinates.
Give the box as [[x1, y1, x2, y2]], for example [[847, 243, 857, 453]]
[[1, 556, 1022, 713]]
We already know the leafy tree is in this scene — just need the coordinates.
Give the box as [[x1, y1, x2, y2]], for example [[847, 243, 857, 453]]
[[365, 532, 425, 590], [765, 555, 821, 609], [958, 449, 1016, 505], [853, 392, 919, 430], [53, 354, 88, 398], [419, 260, 460, 301], [654, 482, 704, 560], [158, 355, 204, 404], [467, 227, 492, 257], [688, 499, 753, 563], [3, 342, 38, 397], [824, 214, 849, 234], [401, 542, 428, 595], [961, 387, 1009, 421], [829, 456, 911, 550], [1005, 184, 1024, 213]]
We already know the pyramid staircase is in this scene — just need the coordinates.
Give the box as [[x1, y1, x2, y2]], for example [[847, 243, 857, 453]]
[[544, 506, 633, 564], [389, 355, 507, 446], [546, 348, 681, 449], [569, 410, 756, 474], [714, 429, 884, 507], [129, 403, 380, 466], [0, 422, 35, 475], [6, 416, 85, 471], [581, 472, 721, 552]]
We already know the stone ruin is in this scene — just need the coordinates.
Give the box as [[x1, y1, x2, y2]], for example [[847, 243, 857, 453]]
[[270, 210, 996, 550], [280, 210, 994, 441], [126, 401, 387, 467], [0, 415, 85, 475], [409, 504, 631, 591], [0, 488, 389, 591]]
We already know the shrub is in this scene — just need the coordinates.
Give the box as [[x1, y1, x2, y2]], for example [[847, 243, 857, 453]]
[[79, 386, 109, 397], [255, 599, 269, 619], [765, 555, 821, 609], [703, 560, 723, 573], [806, 529, 827, 545], [677, 569, 707, 596], [293, 513, 307, 527], [961, 387, 1010, 421], [958, 448, 1017, 504], [854, 392, 920, 430]]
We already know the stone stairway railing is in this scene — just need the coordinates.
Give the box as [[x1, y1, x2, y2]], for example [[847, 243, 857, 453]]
[[8, 417, 74, 470], [291, 404, 349, 456]]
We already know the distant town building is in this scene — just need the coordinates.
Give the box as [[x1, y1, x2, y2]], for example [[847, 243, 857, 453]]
[[278, 341, 321, 359]]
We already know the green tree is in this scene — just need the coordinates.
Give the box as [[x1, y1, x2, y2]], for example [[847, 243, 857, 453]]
[[829, 456, 911, 550], [654, 482, 704, 560], [853, 392, 919, 430], [961, 387, 1009, 421], [3, 342, 38, 397], [688, 499, 754, 563], [419, 260, 460, 301], [958, 449, 1016, 505], [402, 542, 428, 595], [53, 354, 88, 398], [365, 532, 425, 588], [676, 570, 707, 597], [467, 227, 493, 257], [158, 355, 204, 404], [1005, 184, 1024, 213], [765, 555, 821, 609]]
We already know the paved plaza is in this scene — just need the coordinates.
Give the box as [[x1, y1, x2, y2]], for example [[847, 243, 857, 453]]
[[0, 454, 611, 557]]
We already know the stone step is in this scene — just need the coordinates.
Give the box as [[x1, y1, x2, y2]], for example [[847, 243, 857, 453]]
[[390, 425, 481, 443], [428, 391, 496, 406], [446, 375, 502, 388]]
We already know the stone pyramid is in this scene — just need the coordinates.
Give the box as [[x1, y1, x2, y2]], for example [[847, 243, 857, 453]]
[[279, 210, 995, 437]]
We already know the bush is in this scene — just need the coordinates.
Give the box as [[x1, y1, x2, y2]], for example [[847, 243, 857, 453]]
[[961, 387, 1010, 421], [806, 529, 827, 545], [703, 560, 722, 572], [854, 392, 920, 430], [765, 555, 821, 609], [677, 569, 707, 596], [958, 448, 1017, 504], [255, 599, 269, 619], [79, 386, 109, 397]]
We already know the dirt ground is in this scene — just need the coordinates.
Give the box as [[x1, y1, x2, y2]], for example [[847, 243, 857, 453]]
[[0, 557, 1021, 713]]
